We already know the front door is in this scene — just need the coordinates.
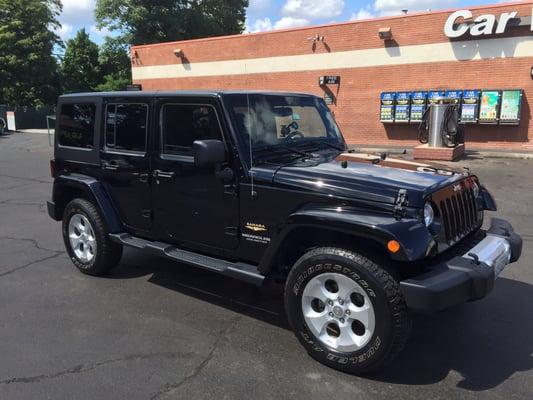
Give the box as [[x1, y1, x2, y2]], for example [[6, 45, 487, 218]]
[[151, 99, 238, 255], [99, 101, 152, 233]]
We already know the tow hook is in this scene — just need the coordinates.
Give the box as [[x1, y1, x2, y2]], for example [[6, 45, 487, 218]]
[[468, 252, 481, 265]]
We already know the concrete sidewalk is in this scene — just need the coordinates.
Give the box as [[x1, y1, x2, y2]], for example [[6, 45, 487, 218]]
[[16, 129, 50, 135]]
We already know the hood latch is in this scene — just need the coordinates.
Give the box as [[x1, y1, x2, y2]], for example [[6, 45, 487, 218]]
[[393, 189, 408, 220]]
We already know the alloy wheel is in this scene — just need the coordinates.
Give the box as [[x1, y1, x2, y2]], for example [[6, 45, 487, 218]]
[[301, 272, 376, 352]]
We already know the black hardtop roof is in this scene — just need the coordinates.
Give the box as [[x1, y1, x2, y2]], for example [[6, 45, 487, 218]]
[[59, 90, 319, 100]]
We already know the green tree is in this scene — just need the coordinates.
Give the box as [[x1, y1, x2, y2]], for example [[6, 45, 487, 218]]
[[95, 0, 248, 46], [0, 0, 62, 107], [187, 0, 248, 39], [96, 37, 131, 92], [61, 29, 101, 93]]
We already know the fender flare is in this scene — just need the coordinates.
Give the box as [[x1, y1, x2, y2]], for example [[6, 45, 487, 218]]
[[480, 185, 497, 211], [52, 174, 123, 232], [258, 204, 433, 274]]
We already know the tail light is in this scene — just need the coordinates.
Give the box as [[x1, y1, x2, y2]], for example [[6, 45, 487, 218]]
[[50, 159, 57, 178]]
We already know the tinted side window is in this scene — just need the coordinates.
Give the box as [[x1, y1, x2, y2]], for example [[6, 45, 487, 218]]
[[58, 103, 96, 149], [105, 103, 148, 153], [161, 104, 222, 155]]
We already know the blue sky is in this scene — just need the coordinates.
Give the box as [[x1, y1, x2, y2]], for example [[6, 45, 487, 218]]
[[56, 0, 522, 44]]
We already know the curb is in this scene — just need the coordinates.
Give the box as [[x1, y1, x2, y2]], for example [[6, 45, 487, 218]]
[[467, 151, 533, 160], [16, 129, 50, 135], [352, 146, 533, 160]]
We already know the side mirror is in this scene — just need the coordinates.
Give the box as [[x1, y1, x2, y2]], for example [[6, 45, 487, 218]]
[[192, 140, 226, 166]]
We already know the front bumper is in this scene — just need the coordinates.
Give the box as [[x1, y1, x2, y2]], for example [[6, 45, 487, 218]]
[[400, 218, 522, 313]]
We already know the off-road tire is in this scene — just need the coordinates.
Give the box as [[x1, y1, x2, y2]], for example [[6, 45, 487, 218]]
[[62, 198, 122, 276], [284, 247, 411, 374]]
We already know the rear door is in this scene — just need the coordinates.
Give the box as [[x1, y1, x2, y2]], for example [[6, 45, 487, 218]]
[[151, 97, 239, 255], [99, 100, 152, 234]]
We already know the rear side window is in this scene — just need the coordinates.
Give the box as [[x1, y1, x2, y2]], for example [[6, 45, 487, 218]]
[[58, 103, 96, 149], [105, 103, 148, 153], [161, 104, 222, 156]]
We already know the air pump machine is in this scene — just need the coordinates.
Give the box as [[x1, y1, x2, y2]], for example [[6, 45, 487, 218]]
[[418, 97, 464, 148]]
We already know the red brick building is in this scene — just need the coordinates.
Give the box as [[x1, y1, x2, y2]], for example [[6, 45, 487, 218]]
[[131, 1, 533, 151]]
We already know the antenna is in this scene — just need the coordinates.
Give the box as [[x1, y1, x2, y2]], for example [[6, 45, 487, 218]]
[[244, 63, 257, 198]]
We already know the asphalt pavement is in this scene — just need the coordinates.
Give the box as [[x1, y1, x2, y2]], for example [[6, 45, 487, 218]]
[[0, 131, 532, 400]]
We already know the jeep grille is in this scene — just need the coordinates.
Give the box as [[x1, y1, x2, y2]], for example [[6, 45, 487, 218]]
[[434, 179, 481, 244]]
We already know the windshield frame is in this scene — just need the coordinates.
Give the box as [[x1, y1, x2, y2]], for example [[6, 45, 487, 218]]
[[222, 93, 347, 167]]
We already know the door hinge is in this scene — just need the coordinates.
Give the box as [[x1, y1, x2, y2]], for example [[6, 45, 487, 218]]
[[224, 184, 238, 196], [141, 209, 153, 219], [393, 189, 408, 220], [138, 173, 150, 183], [224, 226, 239, 236]]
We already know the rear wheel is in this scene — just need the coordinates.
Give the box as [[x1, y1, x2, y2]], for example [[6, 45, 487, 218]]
[[62, 199, 122, 276], [284, 247, 411, 374], [68, 213, 98, 263]]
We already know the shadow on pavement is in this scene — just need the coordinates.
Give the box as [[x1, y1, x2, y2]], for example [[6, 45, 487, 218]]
[[109, 249, 533, 391], [109, 249, 288, 329], [371, 277, 533, 390]]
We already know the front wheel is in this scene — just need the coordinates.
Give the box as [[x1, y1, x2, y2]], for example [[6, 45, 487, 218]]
[[284, 247, 411, 374]]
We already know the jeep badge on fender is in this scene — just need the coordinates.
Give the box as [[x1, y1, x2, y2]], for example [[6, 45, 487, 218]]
[[48, 90, 523, 374]]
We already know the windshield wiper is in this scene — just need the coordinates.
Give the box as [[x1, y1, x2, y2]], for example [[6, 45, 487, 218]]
[[319, 142, 347, 152], [256, 144, 315, 159], [306, 141, 352, 153]]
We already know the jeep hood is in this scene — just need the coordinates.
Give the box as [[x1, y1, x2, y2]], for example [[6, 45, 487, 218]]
[[263, 153, 469, 208]]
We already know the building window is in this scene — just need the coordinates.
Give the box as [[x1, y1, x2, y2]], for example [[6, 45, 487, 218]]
[[58, 103, 96, 149], [105, 103, 148, 153], [161, 104, 222, 156]]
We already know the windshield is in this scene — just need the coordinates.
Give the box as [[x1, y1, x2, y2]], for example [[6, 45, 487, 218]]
[[225, 94, 345, 163]]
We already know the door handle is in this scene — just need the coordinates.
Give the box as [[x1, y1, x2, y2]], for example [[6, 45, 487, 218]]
[[154, 170, 175, 179]]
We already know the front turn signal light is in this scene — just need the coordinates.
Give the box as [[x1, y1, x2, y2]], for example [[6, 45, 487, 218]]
[[387, 240, 401, 253]]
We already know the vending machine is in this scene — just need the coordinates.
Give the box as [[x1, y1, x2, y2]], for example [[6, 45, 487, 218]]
[[499, 89, 522, 125], [410, 91, 427, 123], [460, 90, 480, 124], [445, 90, 463, 105], [394, 92, 411, 123], [428, 90, 445, 104], [380, 92, 396, 123], [479, 90, 501, 124]]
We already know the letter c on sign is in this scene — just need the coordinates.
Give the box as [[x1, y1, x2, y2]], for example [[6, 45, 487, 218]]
[[444, 9, 473, 38]]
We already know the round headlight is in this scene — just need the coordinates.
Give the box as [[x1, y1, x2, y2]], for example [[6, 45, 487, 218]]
[[424, 202, 434, 227], [472, 181, 480, 197]]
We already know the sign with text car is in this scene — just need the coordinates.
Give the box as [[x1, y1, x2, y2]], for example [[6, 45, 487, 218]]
[[444, 9, 531, 38]]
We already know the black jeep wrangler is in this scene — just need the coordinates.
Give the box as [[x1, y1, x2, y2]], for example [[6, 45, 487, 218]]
[[48, 91, 522, 373]]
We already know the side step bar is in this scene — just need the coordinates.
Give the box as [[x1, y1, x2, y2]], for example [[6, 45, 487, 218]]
[[109, 233, 265, 286]]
